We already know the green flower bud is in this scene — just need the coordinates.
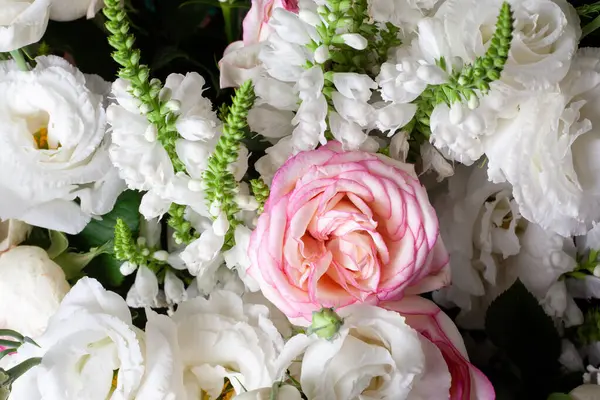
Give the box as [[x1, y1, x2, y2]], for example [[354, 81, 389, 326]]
[[309, 307, 343, 340]]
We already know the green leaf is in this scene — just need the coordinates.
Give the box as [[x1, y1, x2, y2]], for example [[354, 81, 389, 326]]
[[70, 190, 142, 251], [485, 279, 562, 396], [53, 242, 112, 281], [83, 253, 126, 288], [47, 230, 69, 259], [547, 394, 572, 400]]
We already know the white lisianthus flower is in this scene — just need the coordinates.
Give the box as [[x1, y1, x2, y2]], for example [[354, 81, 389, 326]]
[[0, 56, 124, 234], [436, 0, 580, 89], [0, 219, 30, 253], [484, 48, 600, 237], [368, 0, 442, 31], [0, 0, 50, 52], [232, 385, 302, 400], [5, 278, 184, 400], [0, 246, 69, 338], [108, 72, 226, 220], [169, 291, 285, 398], [49, 0, 102, 21], [433, 164, 583, 329]]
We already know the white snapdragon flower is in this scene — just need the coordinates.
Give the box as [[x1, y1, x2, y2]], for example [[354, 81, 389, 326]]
[[224, 224, 261, 292], [255, 136, 295, 185], [436, 0, 580, 89], [433, 164, 583, 329], [484, 49, 600, 237], [108, 72, 226, 220], [49, 0, 103, 21], [168, 291, 285, 398], [0, 0, 50, 52], [0, 56, 124, 234], [5, 278, 182, 400], [0, 246, 69, 338], [368, 0, 442, 32]]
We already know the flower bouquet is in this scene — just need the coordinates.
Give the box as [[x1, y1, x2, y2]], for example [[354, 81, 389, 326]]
[[2, 0, 600, 398]]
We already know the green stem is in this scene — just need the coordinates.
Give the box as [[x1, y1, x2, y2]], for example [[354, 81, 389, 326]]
[[221, 3, 235, 44], [6, 357, 41, 385], [9, 50, 30, 71], [583, 14, 600, 38]]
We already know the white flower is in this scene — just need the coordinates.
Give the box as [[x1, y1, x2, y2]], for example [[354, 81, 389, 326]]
[[255, 136, 295, 185], [339, 33, 368, 50], [259, 32, 312, 82], [485, 49, 600, 237], [0, 56, 124, 234], [371, 102, 417, 136], [376, 47, 428, 104], [292, 94, 328, 151], [247, 105, 295, 139], [368, 0, 441, 30], [436, 0, 580, 89], [0, 219, 30, 253], [419, 141, 454, 181], [0, 0, 50, 52], [331, 91, 373, 127], [332, 72, 376, 102], [169, 291, 285, 398], [49, 0, 102, 21], [433, 164, 582, 328], [5, 278, 146, 400], [0, 246, 69, 338], [219, 42, 265, 89], [288, 304, 450, 400], [224, 224, 260, 292], [109, 72, 220, 220], [328, 111, 368, 150], [232, 385, 302, 400]]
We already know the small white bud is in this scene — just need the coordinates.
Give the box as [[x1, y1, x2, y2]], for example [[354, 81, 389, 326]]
[[340, 33, 368, 50], [299, 10, 322, 26], [327, 13, 336, 22], [187, 179, 204, 192], [144, 124, 158, 142], [316, 5, 327, 14], [165, 99, 181, 112], [153, 250, 170, 262], [212, 212, 230, 237], [139, 103, 152, 114], [120, 261, 138, 276], [209, 201, 221, 218], [467, 94, 480, 110], [141, 248, 150, 257], [314, 45, 330, 64], [593, 265, 600, 277], [159, 87, 172, 102], [137, 236, 147, 247]]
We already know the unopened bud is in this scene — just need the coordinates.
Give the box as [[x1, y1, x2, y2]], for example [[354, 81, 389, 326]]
[[144, 124, 158, 142], [139, 103, 152, 114], [137, 236, 147, 247], [187, 179, 204, 192], [339, 33, 368, 50], [165, 99, 181, 113], [212, 212, 230, 237], [308, 307, 343, 340], [299, 10, 321, 26], [314, 45, 330, 64], [120, 261, 138, 276], [153, 250, 169, 262]]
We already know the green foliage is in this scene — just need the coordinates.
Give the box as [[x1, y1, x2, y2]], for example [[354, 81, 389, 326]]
[[203, 80, 256, 248], [485, 280, 562, 398], [103, 0, 185, 172], [167, 203, 199, 245], [576, 307, 600, 344], [250, 178, 269, 214]]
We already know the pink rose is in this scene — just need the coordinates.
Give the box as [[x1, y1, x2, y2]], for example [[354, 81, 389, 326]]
[[248, 141, 450, 325], [219, 0, 298, 88], [242, 0, 299, 45], [382, 297, 496, 400]]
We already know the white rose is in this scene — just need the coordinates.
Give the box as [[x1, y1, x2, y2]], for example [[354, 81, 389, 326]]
[[6, 278, 183, 400], [0, 56, 125, 234], [436, 0, 580, 89], [433, 164, 582, 328], [485, 48, 600, 237], [49, 0, 102, 21], [0, 219, 31, 253], [368, 0, 442, 33], [0, 0, 50, 52], [232, 385, 302, 400], [292, 305, 427, 399], [0, 246, 69, 338], [169, 291, 284, 398]]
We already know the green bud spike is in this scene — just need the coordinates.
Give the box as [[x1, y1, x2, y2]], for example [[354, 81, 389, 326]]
[[250, 178, 270, 214], [308, 307, 344, 340]]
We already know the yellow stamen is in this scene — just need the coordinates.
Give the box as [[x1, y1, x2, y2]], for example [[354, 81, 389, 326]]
[[111, 370, 118, 391], [33, 127, 60, 150]]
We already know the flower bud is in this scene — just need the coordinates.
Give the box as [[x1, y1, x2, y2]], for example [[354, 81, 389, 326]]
[[416, 65, 448, 85], [120, 261, 138, 276], [299, 10, 321, 26], [309, 307, 343, 340], [143, 124, 158, 142], [467, 94, 480, 110], [165, 99, 181, 113], [153, 250, 169, 262], [139, 103, 152, 114], [339, 33, 368, 50], [314, 45, 330, 64], [212, 212, 230, 237], [593, 265, 600, 278], [187, 179, 204, 192], [137, 236, 147, 247]]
